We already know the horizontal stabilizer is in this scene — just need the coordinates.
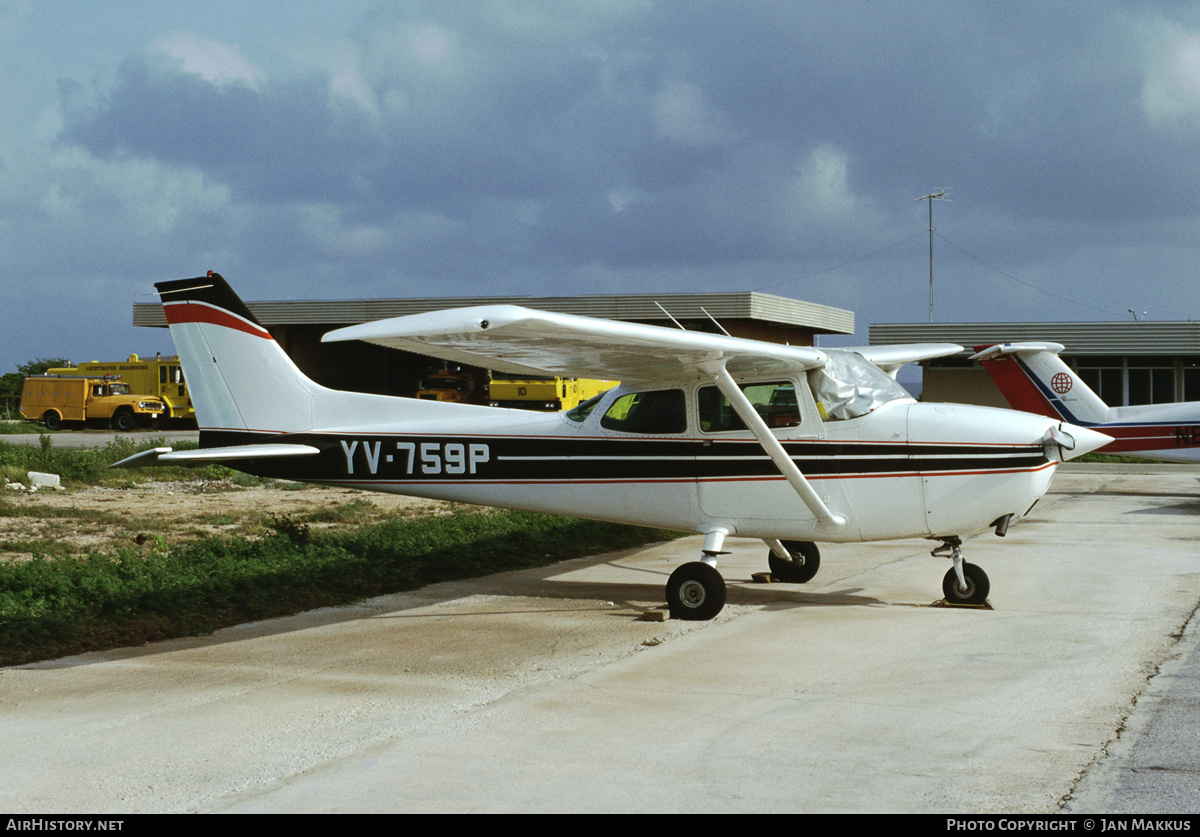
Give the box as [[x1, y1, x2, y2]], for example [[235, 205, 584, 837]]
[[851, 343, 963, 375], [969, 342, 1066, 361], [109, 443, 321, 469]]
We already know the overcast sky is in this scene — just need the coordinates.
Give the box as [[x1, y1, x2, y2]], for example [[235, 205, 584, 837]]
[[3, 1, 1200, 374]]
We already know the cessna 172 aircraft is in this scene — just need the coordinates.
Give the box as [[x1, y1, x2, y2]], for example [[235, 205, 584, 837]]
[[973, 342, 1200, 463], [115, 274, 1110, 619]]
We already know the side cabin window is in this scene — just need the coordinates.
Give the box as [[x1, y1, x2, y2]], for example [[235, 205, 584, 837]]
[[600, 389, 687, 434], [698, 381, 801, 432], [807, 350, 912, 421]]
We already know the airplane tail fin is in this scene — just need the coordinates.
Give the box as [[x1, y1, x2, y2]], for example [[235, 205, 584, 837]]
[[971, 342, 1112, 426], [156, 272, 322, 436]]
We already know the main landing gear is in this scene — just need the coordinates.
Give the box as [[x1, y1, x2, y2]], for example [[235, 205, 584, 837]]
[[665, 528, 731, 621], [931, 536, 990, 606], [664, 533, 824, 621]]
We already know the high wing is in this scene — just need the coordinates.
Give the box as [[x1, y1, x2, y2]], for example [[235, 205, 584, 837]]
[[845, 343, 964, 377], [322, 305, 827, 382]]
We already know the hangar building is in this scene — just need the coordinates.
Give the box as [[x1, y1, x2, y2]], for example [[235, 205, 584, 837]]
[[134, 291, 854, 398], [870, 321, 1200, 408]]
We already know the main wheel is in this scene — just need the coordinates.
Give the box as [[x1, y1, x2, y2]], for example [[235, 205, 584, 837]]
[[42, 410, 62, 430], [768, 540, 821, 583], [666, 562, 727, 621], [942, 562, 990, 605], [111, 409, 136, 432]]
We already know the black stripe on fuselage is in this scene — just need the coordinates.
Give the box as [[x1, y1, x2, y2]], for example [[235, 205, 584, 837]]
[[199, 430, 1050, 483]]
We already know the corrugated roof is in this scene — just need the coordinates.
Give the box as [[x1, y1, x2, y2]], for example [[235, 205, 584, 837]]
[[135, 291, 855, 334], [869, 322, 1200, 355]]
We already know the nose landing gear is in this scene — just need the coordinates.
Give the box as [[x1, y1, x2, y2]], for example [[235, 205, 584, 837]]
[[931, 536, 990, 606]]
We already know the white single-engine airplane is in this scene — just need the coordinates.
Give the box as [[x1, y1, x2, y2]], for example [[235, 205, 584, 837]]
[[115, 273, 1110, 618], [973, 342, 1200, 463]]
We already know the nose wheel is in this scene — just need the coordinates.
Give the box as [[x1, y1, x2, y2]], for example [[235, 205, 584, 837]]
[[932, 537, 990, 606]]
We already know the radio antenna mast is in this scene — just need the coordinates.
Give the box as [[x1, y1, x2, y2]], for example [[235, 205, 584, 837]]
[[916, 188, 951, 322]]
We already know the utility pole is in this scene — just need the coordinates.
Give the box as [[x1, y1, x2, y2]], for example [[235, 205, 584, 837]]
[[916, 188, 951, 322]]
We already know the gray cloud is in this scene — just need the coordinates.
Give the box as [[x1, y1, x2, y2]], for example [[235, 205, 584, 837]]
[[4, 0, 1198, 374]]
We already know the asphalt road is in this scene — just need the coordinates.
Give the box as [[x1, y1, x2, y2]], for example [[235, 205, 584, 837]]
[[2, 464, 1199, 813], [0, 430, 198, 449]]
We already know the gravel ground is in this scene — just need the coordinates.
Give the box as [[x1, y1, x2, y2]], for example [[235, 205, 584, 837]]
[[0, 479, 461, 561]]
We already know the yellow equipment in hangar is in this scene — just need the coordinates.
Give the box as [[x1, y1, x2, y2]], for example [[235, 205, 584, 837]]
[[20, 375, 166, 431], [488, 375, 617, 411], [47, 354, 194, 424]]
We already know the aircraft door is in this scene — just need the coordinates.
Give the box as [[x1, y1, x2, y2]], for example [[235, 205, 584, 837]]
[[578, 387, 702, 528], [695, 378, 851, 533]]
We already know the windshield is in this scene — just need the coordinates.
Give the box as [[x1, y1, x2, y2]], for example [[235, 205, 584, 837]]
[[807, 350, 912, 420]]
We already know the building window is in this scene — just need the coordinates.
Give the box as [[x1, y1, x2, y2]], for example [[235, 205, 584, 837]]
[[1184, 361, 1200, 401], [1074, 356, 1186, 406]]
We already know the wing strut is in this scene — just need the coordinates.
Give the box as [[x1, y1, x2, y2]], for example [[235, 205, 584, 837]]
[[703, 361, 847, 533]]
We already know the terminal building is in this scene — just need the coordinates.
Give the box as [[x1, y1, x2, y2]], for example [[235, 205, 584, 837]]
[[134, 291, 855, 397], [870, 321, 1200, 408]]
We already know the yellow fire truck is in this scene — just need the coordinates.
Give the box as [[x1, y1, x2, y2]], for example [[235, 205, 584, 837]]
[[47, 355, 194, 424], [20, 375, 166, 431]]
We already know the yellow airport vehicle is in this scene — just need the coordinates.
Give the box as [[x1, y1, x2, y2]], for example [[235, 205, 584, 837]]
[[47, 354, 194, 423], [488, 375, 617, 411], [20, 375, 166, 431], [414, 367, 489, 403]]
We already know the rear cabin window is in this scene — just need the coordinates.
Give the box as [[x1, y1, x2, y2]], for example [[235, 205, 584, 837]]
[[600, 389, 686, 434], [697, 381, 801, 432]]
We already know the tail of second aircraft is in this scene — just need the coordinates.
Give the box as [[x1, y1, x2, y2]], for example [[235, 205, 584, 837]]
[[971, 342, 1112, 426]]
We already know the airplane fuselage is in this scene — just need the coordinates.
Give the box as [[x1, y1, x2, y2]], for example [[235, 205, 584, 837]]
[[207, 384, 1063, 544]]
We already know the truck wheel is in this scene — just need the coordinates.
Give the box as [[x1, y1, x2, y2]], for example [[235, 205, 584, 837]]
[[42, 411, 62, 430], [111, 409, 136, 432]]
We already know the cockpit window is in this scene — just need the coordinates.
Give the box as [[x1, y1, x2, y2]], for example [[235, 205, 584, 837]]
[[600, 389, 686, 434], [807, 350, 912, 421], [698, 381, 800, 432]]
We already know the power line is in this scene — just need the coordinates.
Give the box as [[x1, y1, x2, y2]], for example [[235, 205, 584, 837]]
[[933, 231, 1123, 319], [754, 231, 926, 292]]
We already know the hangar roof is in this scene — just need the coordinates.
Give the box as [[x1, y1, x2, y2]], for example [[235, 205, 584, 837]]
[[869, 321, 1200, 356], [134, 291, 855, 335]]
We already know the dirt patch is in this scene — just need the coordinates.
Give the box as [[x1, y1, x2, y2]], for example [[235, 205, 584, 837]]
[[0, 480, 467, 561]]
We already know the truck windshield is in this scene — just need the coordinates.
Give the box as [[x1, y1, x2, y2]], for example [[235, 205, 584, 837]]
[[807, 350, 912, 421]]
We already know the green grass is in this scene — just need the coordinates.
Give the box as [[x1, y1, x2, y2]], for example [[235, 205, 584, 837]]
[[0, 420, 44, 435], [0, 509, 682, 666], [0, 436, 260, 488], [1075, 452, 1172, 464]]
